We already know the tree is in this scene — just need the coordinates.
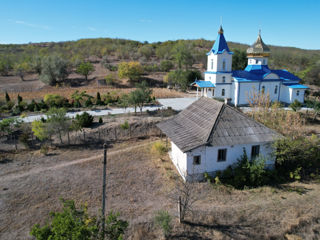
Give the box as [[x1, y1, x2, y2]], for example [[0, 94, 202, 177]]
[[71, 90, 91, 108], [96, 92, 102, 105], [5, 91, 10, 102], [232, 49, 247, 70], [160, 60, 174, 72], [13, 62, 30, 81], [165, 70, 201, 91], [31, 120, 49, 142], [118, 61, 143, 81], [40, 55, 69, 86], [0, 118, 21, 149], [76, 61, 95, 81], [138, 45, 154, 60], [172, 41, 194, 70], [119, 94, 130, 112], [75, 112, 94, 128], [129, 81, 152, 114], [31, 55, 42, 75], [0, 57, 13, 76], [46, 108, 70, 144]]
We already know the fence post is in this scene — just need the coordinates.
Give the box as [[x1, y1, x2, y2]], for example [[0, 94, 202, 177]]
[[178, 196, 182, 223]]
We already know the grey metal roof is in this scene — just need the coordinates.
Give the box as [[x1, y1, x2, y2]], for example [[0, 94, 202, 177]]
[[157, 98, 280, 152], [247, 33, 270, 55]]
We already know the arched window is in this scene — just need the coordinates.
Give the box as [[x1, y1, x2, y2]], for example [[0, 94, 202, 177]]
[[222, 89, 225, 96], [211, 59, 214, 70], [297, 90, 300, 96], [222, 76, 226, 83], [263, 59, 266, 65], [222, 60, 226, 71], [261, 86, 265, 94], [274, 85, 278, 94]]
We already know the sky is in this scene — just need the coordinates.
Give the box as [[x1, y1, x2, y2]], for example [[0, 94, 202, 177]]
[[0, 0, 319, 49]]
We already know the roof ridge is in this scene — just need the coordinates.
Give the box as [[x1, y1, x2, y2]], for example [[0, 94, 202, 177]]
[[205, 103, 225, 143]]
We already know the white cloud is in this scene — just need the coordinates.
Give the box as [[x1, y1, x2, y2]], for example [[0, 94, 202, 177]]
[[9, 19, 50, 30]]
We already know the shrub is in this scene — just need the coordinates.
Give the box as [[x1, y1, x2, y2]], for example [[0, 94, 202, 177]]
[[290, 99, 302, 112], [84, 97, 93, 107], [160, 60, 174, 72], [105, 211, 129, 240], [219, 148, 267, 189], [154, 210, 172, 238], [105, 74, 116, 86], [96, 92, 102, 105], [75, 112, 94, 128], [44, 94, 68, 108], [151, 141, 168, 158], [98, 117, 103, 124], [40, 144, 49, 155], [120, 120, 129, 130]]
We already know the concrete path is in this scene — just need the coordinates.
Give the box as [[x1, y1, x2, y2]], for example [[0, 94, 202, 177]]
[[19, 97, 198, 123]]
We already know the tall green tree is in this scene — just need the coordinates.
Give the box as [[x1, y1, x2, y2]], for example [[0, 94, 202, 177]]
[[172, 41, 194, 70], [232, 49, 247, 70], [46, 108, 70, 144], [40, 55, 69, 86], [14, 62, 31, 81], [129, 81, 152, 114], [76, 61, 95, 81], [118, 61, 143, 81]]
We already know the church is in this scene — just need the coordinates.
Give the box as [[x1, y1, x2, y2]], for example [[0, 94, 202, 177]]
[[192, 26, 308, 106]]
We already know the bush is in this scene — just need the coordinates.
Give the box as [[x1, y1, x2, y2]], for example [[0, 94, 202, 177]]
[[105, 74, 116, 86], [120, 120, 129, 130], [99, 116, 103, 124], [44, 94, 68, 108], [151, 141, 168, 158], [40, 144, 49, 155], [75, 112, 94, 128], [154, 210, 172, 238], [160, 60, 174, 72], [218, 148, 267, 189]]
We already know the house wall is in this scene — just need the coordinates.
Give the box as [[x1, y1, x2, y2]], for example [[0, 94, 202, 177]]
[[179, 142, 275, 181], [170, 141, 188, 180]]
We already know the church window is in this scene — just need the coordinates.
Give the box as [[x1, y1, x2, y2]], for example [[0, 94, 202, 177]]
[[222, 76, 226, 83], [256, 59, 258, 64], [211, 59, 214, 70], [193, 155, 201, 165], [274, 85, 278, 94], [222, 60, 226, 70], [261, 86, 265, 94], [218, 149, 227, 162], [263, 59, 266, 65], [297, 90, 300, 96], [222, 89, 225, 96]]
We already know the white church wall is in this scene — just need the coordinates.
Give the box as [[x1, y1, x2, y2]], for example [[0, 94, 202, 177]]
[[279, 85, 291, 103], [260, 81, 281, 102], [214, 84, 232, 99], [291, 89, 305, 103], [184, 142, 275, 180], [237, 82, 260, 105]]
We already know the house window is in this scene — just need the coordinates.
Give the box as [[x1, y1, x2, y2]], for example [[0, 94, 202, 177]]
[[251, 145, 260, 159], [297, 90, 300, 96], [222, 60, 226, 71], [222, 76, 226, 83], [261, 86, 265, 94], [193, 155, 201, 165], [222, 89, 225, 96], [217, 149, 227, 162], [211, 59, 214, 70], [274, 85, 278, 94]]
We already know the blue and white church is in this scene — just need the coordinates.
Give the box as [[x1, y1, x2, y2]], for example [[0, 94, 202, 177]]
[[192, 26, 308, 106]]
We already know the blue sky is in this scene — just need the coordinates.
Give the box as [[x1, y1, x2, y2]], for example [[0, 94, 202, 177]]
[[1, 0, 319, 49]]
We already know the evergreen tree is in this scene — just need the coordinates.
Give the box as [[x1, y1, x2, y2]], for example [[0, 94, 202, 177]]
[[5, 91, 10, 102], [96, 92, 102, 105]]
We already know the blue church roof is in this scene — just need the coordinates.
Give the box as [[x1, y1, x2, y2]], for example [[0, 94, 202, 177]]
[[207, 26, 233, 55], [283, 83, 309, 89], [191, 80, 215, 88], [232, 65, 301, 82]]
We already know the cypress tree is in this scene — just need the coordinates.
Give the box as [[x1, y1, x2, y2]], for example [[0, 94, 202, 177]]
[[5, 91, 10, 102], [96, 92, 102, 105], [17, 94, 23, 104]]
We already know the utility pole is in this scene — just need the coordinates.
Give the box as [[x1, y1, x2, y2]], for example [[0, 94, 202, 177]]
[[101, 143, 107, 239]]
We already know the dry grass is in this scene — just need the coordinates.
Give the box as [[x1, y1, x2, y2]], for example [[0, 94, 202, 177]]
[[0, 86, 187, 101]]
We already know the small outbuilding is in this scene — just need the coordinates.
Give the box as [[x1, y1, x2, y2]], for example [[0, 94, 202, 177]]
[[157, 97, 280, 181]]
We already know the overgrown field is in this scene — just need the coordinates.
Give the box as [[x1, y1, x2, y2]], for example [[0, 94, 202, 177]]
[[1, 136, 320, 239]]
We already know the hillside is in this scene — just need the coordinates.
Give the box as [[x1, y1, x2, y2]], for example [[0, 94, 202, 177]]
[[0, 37, 320, 93]]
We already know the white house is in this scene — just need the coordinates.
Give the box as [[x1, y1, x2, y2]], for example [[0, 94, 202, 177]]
[[157, 97, 280, 181], [192, 26, 308, 106]]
